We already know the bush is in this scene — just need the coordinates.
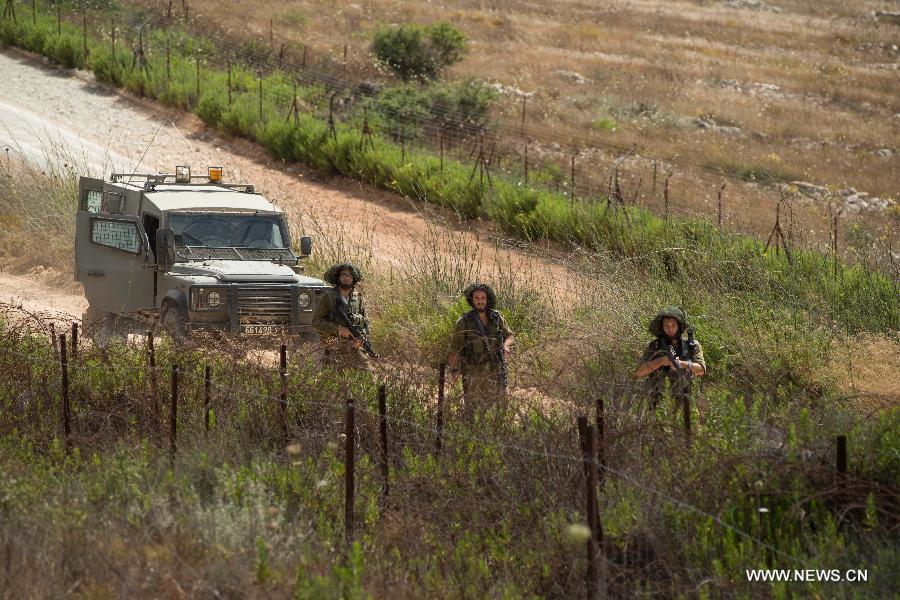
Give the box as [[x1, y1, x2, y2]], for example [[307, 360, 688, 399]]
[[371, 21, 467, 81], [365, 78, 496, 141]]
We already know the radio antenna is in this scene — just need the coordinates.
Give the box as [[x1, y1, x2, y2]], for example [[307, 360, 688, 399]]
[[171, 121, 210, 170], [126, 121, 164, 184]]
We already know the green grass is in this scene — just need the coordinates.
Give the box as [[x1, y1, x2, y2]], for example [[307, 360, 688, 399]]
[[1, 8, 899, 594], [0, 311, 897, 597], [1, 4, 896, 337]]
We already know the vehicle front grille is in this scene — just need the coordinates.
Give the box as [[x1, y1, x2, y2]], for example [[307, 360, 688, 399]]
[[238, 286, 292, 324]]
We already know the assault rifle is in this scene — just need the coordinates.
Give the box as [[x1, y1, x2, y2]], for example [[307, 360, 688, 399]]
[[333, 295, 378, 358], [666, 329, 694, 377], [488, 309, 509, 389]]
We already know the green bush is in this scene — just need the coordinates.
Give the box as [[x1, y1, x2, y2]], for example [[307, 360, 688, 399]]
[[365, 78, 496, 141], [371, 21, 467, 81]]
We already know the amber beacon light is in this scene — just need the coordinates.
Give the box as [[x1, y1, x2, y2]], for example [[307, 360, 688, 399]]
[[208, 166, 223, 183]]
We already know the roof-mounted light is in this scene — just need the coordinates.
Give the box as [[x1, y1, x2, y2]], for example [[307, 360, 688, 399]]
[[175, 165, 191, 183], [208, 166, 223, 183]]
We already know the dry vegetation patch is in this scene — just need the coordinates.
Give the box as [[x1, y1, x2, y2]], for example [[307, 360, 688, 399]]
[[144, 0, 898, 250]]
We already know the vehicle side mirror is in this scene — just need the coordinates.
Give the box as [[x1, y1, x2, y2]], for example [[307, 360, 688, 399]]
[[156, 228, 175, 270], [299, 236, 312, 257]]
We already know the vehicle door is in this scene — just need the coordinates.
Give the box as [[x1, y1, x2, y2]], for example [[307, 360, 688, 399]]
[[75, 182, 155, 313]]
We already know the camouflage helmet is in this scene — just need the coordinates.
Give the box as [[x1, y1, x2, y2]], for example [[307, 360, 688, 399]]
[[648, 306, 688, 337], [324, 262, 363, 286], [463, 283, 496, 310]]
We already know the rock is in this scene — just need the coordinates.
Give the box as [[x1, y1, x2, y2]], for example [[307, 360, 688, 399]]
[[754, 82, 781, 94], [694, 118, 743, 136], [556, 70, 591, 85], [487, 82, 531, 97], [874, 11, 900, 25], [727, 0, 782, 12], [789, 181, 829, 197]]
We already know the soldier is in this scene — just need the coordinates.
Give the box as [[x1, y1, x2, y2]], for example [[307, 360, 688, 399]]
[[448, 283, 514, 412], [312, 262, 374, 371], [633, 306, 705, 408]]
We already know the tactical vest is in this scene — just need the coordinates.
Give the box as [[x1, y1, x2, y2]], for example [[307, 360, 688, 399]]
[[460, 309, 504, 366]]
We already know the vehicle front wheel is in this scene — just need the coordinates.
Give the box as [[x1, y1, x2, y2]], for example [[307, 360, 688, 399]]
[[158, 303, 187, 340], [82, 305, 120, 348]]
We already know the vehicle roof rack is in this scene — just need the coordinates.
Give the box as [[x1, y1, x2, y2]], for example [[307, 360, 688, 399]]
[[108, 173, 255, 194]]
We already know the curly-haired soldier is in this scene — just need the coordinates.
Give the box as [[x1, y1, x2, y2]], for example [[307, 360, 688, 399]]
[[448, 283, 514, 411], [633, 306, 705, 407], [312, 262, 373, 371]]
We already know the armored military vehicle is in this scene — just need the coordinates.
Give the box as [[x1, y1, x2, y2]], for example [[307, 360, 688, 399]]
[[75, 166, 329, 340]]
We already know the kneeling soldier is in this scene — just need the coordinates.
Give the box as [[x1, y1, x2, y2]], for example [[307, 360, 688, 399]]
[[633, 306, 705, 408], [312, 262, 375, 371], [448, 283, 514, 412]]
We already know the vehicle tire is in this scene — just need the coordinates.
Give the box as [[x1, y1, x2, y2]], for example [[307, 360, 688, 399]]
[[82, 305, 116, 348], [159, 303, 187, 340]]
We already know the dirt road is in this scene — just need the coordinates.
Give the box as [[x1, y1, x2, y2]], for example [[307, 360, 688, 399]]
[[0, 48, 598, 318]]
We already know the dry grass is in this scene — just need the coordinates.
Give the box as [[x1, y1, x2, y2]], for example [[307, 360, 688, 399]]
[[132, 0, 898, 251]]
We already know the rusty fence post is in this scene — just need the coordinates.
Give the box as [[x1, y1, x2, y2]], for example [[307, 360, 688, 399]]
[[50, 322, 59, 364], [258, 72, 263, 121], [147, 330, 159, 432], [345, 395, 355, 548], [204, 365, 211, 437], [595, 396, 606, 488], [683, 394, 692, 447], [195, 53, 200, 102], [279, 343, 287, 435], [60, 333, 70, 454], [170, 363, 178, 463], [570, 152, 577, 205], [664, 172, 672, 222], [82, 13, 88, 66], [227, 61, 232, 105], [111, 18, 115, 62], [435, 363, 445, 454], [378, 384, 389, 503], [577, 416, 604, 600], [836, 435, 847, 474], [71, 321, 78, 360], [717, 181, 726, 228], [56, 1, 60, 36]]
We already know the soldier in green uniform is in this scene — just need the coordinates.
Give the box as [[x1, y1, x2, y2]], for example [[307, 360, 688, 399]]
[[633, 306, 705, 408], [312, 262, 373, 371], [448, 283, 514, 413]]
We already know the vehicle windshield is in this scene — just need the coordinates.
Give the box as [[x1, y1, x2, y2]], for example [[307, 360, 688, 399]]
[[168, 212, 290, 249]]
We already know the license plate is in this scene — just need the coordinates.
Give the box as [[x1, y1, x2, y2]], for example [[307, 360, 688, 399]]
[[241, 324, 284, 335]]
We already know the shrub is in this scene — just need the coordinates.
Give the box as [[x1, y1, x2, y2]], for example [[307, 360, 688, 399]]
[[371, 21, 467, 81], [365, 78, 496, 141]]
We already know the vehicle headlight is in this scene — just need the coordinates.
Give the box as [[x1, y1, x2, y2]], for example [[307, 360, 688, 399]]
[[297, 292, 311, 309], [192, 287, 226, 311]]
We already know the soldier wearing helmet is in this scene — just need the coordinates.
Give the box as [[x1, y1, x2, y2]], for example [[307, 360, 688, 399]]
[[312, 262, 373, 371], [633, 306, 705, 407], [448, 283, 515, 412]]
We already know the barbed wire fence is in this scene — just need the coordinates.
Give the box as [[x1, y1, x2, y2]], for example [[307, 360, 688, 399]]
[[1, 299, 897, 596], [5, 0, 895, 277]]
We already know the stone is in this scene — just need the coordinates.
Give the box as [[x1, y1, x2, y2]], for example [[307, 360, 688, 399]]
[[874, 11, 900, 25], [556, 70, 591, 85]]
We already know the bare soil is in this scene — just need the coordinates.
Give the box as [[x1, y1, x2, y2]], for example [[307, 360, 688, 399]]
[[0, 47, 594, 310], [0, 47, 895, 405]]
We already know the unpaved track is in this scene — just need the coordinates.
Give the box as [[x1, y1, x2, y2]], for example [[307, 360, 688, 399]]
[[0, 48, 597, 320], [0, 267, 85, 322]]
